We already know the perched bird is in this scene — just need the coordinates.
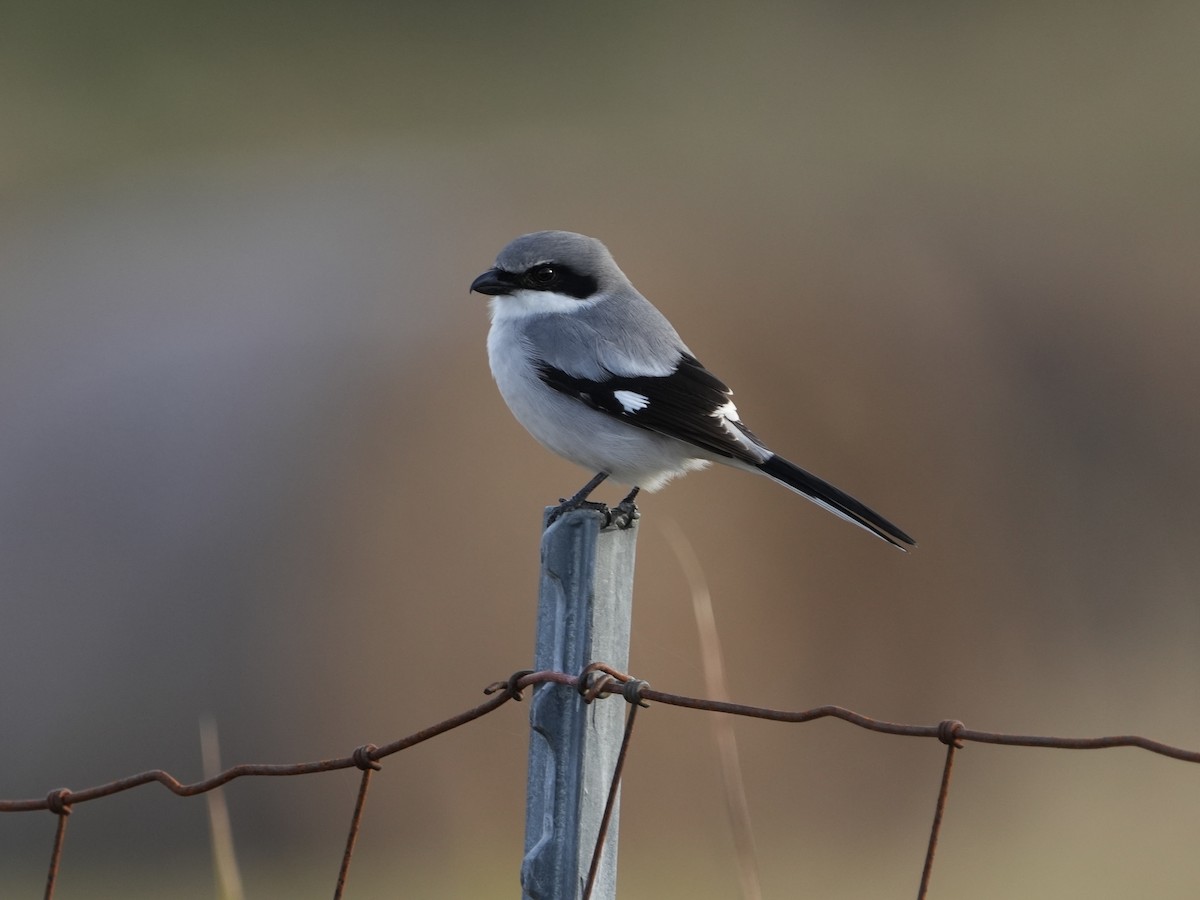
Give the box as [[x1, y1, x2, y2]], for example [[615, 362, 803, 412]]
[[471, 231, 915, 549]]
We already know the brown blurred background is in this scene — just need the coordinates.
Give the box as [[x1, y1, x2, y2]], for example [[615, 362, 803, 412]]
[[3, 3, 1199, 897]]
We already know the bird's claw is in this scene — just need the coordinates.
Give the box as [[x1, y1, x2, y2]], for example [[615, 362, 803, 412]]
[[546, 498, 612, 527], [607, 498, 640, 530], [545, 497, 639, 530]]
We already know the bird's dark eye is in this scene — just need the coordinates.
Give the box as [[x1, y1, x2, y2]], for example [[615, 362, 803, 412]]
[[526, 265, 559, 288]]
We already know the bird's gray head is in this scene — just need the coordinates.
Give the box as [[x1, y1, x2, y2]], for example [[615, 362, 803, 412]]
[[470, 231, 628, 301]]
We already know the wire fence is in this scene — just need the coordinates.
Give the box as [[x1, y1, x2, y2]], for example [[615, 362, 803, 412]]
[[4, 661, 1199, 900]]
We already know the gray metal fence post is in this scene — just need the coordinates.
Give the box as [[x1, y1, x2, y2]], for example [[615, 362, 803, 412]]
[[521, 508, 638, 900]]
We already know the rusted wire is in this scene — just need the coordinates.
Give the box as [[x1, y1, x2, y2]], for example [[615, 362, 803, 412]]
[[631, 689, 1200, 763], [1, 674, 533, 813], [9, 667, 1193, 815], [577, 661, 631, 703], [6, 663, 1200, 900], [582, 680, 647, 900], [917, 722, 964, 900], [43, 792, 71, 900], [333, 745, 381, 900]]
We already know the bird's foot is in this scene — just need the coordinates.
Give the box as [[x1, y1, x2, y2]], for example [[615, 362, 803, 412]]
[[546, 478, 639, 530], [546, 497, 639, 530], [606, 486, 640, 530], [546, 498, 612, 527], [607, 496, 640, 530]]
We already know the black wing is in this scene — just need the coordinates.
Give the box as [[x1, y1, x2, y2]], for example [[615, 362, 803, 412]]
[[535, 353, 764, 464]]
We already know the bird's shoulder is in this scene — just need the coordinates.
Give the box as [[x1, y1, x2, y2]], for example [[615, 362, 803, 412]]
[[515, 293, 682, 379]]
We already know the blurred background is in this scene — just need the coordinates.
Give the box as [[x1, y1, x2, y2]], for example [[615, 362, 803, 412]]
[[3, 2, 1199, 897]]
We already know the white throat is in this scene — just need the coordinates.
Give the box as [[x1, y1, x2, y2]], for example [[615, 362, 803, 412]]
[[488, 289, 600, 322]]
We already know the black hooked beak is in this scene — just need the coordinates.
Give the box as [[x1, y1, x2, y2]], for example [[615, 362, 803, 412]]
[[470, 268, 514, 296]]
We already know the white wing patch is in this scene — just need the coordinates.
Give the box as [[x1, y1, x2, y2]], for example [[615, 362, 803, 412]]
[[712, 398, 763, 456], [613, 390, 651, 414], [712, 399, 741, 422]]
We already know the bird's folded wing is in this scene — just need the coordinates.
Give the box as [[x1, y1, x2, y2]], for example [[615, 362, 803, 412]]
[[534, 353, 766, 465]]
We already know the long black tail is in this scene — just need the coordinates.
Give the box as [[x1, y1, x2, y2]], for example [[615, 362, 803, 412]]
[[758, 454, 916, 550]]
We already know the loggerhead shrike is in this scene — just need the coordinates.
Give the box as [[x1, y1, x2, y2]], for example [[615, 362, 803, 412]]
[[471, 230, 915, 549]]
